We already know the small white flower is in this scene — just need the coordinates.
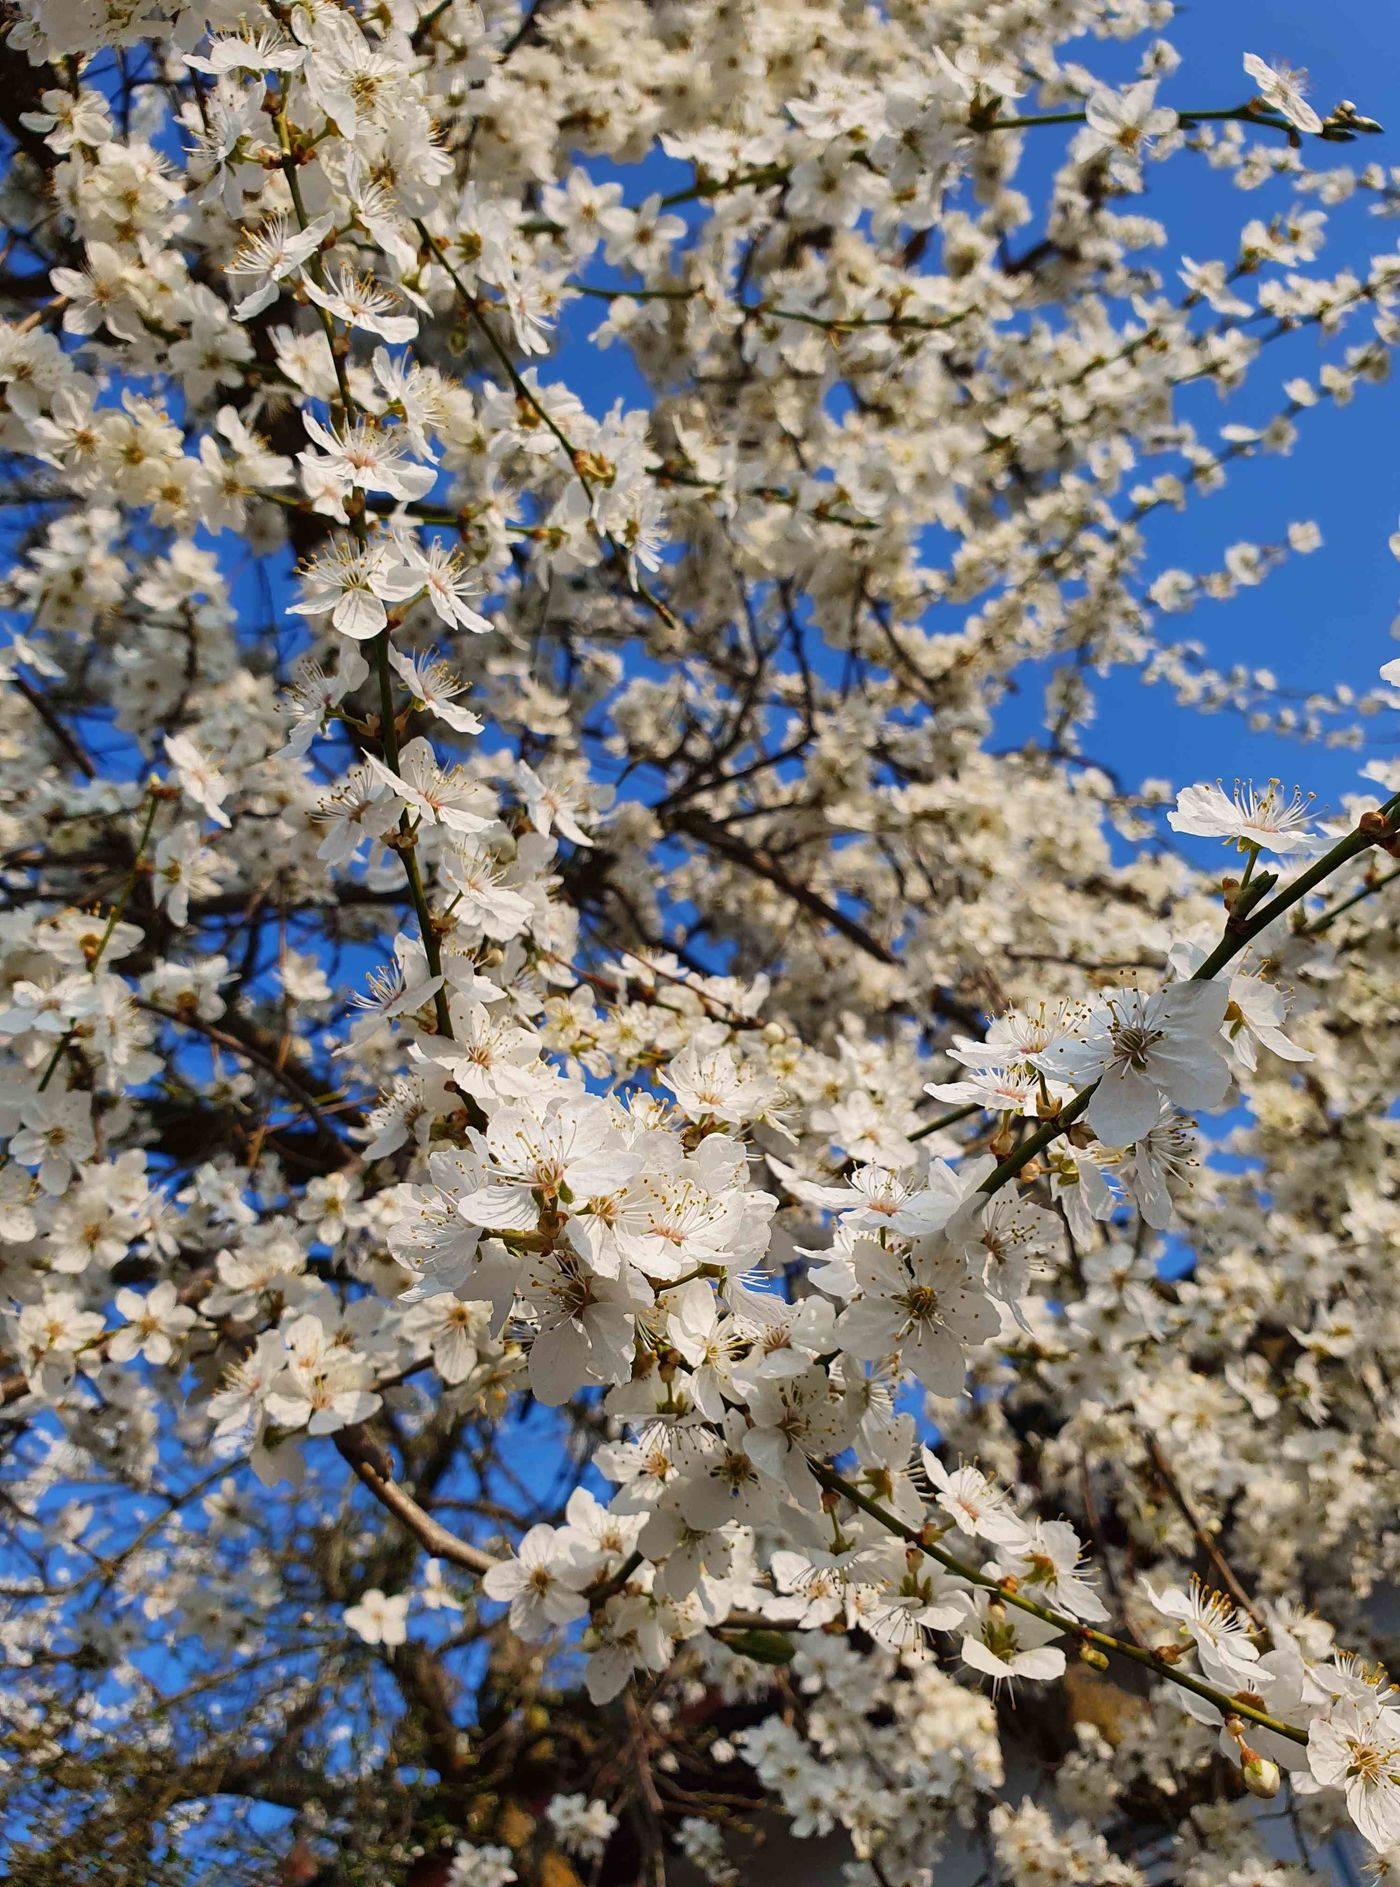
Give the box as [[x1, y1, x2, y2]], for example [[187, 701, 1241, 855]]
[[107, 1282, 196, 1366], [302, 263, 418, 342], [1039, 982, 1230, 1147], [10, 1090, 97, 1193], [516, 760, 599, 848], [386, 648, 484, 735], [363, 735, 496, 835], [446, 1843, 517, 1887], [835, 1236, 999, 1397], [1073, 81, 1178, 183], [288, 539, 417, 642], [547, 1793, 618, 1861], [401, 538, 492, 633], [419, 1557, 463, 1612], [185, 28, 304, 75], [996, 1520, 1107, 1624], [1308, 1697, 1400, 1850], [225, 213, 334, 320], [958, 1591, 1066, 1689], [343, 1588, 410, 1647], [164, 732, 232, 829], [298, 415, 436, 504], [1243, 53, 1323, 136], [481, 1524, 590, 1639], [1146, 1580, 1260, 1689], [1168, 778, 1321, 857], [921, 1449, 1029, 1547]]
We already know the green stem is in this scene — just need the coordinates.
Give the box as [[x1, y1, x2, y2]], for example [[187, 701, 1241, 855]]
[[1304, 861, 1400, 934], [574, 283, 699, 303], [909, 1101, 981, 1145], [748, 303, 973, 337], [659, 163, 790, 207], [1192, 799, 1398, 979], [976, 1087, 1094, 1195], [989, 104, 1293, 135]]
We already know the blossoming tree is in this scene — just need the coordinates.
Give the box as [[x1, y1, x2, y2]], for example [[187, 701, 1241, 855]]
[[3, 3, 1400, 1884]]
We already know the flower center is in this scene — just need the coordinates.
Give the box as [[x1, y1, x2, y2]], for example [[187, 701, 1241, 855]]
[[1111, 1021, 1162, 1068]]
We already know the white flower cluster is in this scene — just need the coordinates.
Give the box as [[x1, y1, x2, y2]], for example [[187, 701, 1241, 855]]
[[1, 0, 1400, 1880]]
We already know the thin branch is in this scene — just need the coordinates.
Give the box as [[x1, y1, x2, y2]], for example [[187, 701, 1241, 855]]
[[11, 673, 95, 779], [1140, 1427, 1260, 1626], [138, 1000, 358, 1164], [334, 1426, 498, 1577]]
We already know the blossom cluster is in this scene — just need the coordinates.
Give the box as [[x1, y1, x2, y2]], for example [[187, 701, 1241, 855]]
[[2, 1, 1400, 1882]]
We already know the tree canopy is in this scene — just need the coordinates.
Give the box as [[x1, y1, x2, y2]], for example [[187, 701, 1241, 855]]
[[2, 4, 1400, 1884]]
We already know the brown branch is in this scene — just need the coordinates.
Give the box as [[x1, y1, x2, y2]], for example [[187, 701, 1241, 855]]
[[1139, 1427, 1260, 1626], [333, 1425, 497, 1577], [669, 809, 896, 964], [11, 674, 96, 779], [138, 1001, 359, 1165]]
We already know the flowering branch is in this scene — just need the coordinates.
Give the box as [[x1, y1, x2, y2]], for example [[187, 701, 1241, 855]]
[[811, 1464, 1306, 1746], [976, 792, 1400, 1197]]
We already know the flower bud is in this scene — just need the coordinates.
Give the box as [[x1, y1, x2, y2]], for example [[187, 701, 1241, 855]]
[[1240, 1748, 1281, 1799]]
